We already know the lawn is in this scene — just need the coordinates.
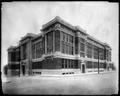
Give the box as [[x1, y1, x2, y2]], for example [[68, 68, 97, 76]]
[[2, 71, 118, 95]]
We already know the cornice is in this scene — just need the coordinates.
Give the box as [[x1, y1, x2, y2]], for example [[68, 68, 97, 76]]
[[20, 33, 37, 42]]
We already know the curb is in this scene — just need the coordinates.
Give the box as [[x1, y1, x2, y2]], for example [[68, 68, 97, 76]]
[[31, 71, 116, 77], [6, 71, 116, 79]]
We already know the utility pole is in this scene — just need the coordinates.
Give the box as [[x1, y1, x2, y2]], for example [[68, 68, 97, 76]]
[[98, 48, 99, 74]]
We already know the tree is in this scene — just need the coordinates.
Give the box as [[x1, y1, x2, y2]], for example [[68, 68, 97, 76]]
[[3, 65, 8, 76]]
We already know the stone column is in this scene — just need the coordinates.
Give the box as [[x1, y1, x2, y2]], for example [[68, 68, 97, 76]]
[[28, 40, 32, 75], [20, 45, 23, 61], [15, 51, 16, 63], [60, 30, 62, 53], [8, 52, 11, 76], [35, 43, 36, 59], [85, 37, 87, 58], [92, 44, 94, 59], [75, 31, 80, 55], [20, 45, 23, 76], [8, 52, 11, 63], [53, 31, 55, 53], [45, 34, 47, 54], [73, 36, 75, 55], [78, 60, 81, 69]]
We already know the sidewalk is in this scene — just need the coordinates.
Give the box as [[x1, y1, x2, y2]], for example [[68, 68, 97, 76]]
[[31, 70, 117, 77], [4, 70, 116, 80]]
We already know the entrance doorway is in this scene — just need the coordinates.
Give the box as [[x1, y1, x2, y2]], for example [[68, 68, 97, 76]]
[[82, 64, 85, 73], [22, 65, 25, 75]]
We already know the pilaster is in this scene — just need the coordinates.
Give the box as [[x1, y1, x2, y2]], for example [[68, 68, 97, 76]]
[[85, 37, 87, 58], [75, 31, 80, 55], [60, 30, 62, 52], [73, 36, 75, 55], [45, 34, 47, 54], [53, 31, 55, 53], [92, 43, 94, 59], [9, 52, 11, 63], [20, 45, 23, 60]]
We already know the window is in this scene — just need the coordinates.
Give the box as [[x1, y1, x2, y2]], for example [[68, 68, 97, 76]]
[[11, 52, 16, 62], [80, 52, 85, 57], [36, 41, 43, 58], [46, 31, 53, 53], [66, 44, 69, 54], [69, 35, 72, 43], [109, 63, 113, 68], [32, 62, 42, 69], [71, 60, 74, 68], [75, 60, 78, 68], [63, 33, 65, 41], [109, 51, 111, 61], [55, 30, 60, 51], [61, 32, 74, 55], [66, 35, 69, 42], [62, 41, 65, 53], [68, 60, 71, 68], [99, 48, 104, 60], [65, 59, 67, 68], [94, 46, 98, 59], [87, 42, 92, 58], [16, 51, 20, 61], [62, 59, 64, 68], [61, 59, 75, 69], [71, 36, 73, 43], [100, 63, 104, 68], [106, 50, 109, 61], [23, 44, 27, 60], [86, 61, 92, 68], [94, 62, 98, 68], [80, 38, 85, 43], [71, 47, 73, 55], [32, 44, 35, 59], [80, 43, 85, 52]]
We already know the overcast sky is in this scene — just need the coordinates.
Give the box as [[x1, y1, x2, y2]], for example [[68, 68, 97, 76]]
[[2, 2, 119, 71]]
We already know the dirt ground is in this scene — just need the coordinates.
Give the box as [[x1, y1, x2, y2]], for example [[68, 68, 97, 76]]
[[2, 71, 118, 95]]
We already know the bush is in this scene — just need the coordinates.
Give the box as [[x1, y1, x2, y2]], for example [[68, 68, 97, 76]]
[[3, 65, 8, 76]]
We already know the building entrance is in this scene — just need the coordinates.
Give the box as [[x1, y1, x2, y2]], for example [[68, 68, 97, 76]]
[[22, 65, 25, 75], [82, 64, 85, 73]]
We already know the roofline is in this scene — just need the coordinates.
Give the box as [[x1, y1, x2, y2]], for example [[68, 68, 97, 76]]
[[20, 33, 37, 42], [7, 45, 20, 51], [87, 35, 106, 47], [75, 26, 87, 35], [31, 33, 42, 41], [41, 16, 76, 31], [41, 16, 88, 36], [87, 35, 112, 50], [104, 43, 112, 49]]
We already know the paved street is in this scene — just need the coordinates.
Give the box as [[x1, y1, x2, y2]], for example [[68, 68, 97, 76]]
[[2, 71, 118, 95]]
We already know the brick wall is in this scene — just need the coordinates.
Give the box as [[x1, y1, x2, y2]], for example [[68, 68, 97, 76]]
[[42, 58, 61, 69]]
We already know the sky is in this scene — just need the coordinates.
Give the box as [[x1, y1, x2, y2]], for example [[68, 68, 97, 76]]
[[1, 2, 119, 71]]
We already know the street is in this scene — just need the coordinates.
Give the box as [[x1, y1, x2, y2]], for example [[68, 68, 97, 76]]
[[2, 71, 118, 95]]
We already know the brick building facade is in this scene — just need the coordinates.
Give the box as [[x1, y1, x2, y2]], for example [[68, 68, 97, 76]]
[[7, 16, 114, 76]]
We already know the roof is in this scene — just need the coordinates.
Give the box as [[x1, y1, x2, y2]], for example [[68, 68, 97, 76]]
[[41, 16, 112, 48], [41, 16, 87, 35], [42, 16, 74, 30], [104, 43, 112, 49], [75, 26, 87, 35], [87, 35, 111, 49], [20, 33, 37, 42], [7, 45, 20, 52], [87, 35, 105, 46], [8, 46, 16, 49], [32, 33, 42, 41]]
